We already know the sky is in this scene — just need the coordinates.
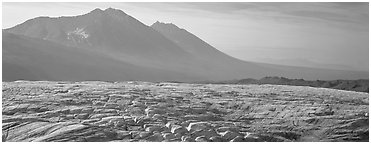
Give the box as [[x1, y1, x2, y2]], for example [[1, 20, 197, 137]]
[[2, 2, 369, 71]]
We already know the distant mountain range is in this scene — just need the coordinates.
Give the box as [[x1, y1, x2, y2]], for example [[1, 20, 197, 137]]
[[251, 58, 364, 71], [203, 76, 368, 93], [2, 8, 368, 82]]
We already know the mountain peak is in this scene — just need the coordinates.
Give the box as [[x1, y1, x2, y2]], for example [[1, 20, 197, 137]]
[[151, 21, 182, 31], [86, 7, 128, 18], [104, 7, 127, 16], [152, 21, 178, 27], [91, 8, 104, 13], [104, 7, 116, 11], [87, 8, 105, 15]]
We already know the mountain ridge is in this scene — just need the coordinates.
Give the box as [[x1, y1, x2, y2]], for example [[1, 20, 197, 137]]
[[3, 8, 368, 81], [202, 76, 369, 93], [3, 31, 204, 82]]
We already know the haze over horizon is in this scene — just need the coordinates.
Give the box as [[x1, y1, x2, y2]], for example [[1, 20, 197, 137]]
[[2, 2, 369, 71]]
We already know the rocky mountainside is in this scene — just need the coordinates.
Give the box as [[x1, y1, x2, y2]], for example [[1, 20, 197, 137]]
[[2, 31, 200, 82], [4, 8, 197, 70], [151, 21, 236, 62], [2, 81, 368, 142], [208, 76, 369, 93], [3, 8, 368, 82]]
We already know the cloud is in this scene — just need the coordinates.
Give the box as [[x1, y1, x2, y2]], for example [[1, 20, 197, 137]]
[[155, 2, 369, 31]]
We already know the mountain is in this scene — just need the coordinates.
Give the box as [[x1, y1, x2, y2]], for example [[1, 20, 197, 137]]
[[150, 21, 368, 80], [252, 57, 362, 71], [3, 8, 368, 82], [5, 8, 193, 66], [151, 21, 235, 62], [209, 76, 369, 93], [3, 31, 202, 81]]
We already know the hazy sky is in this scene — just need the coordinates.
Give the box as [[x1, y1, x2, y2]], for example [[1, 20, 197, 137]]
[[2, 2, 369, 71]]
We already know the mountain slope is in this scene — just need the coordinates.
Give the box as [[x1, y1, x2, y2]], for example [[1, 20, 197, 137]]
[[5, 8, 192, 62], [5, 8, 235, 80], [151, 21, 236, 62], [151, 21, 368, 80], [3, 8, 368, 81], [2, 31, 203, 82]]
